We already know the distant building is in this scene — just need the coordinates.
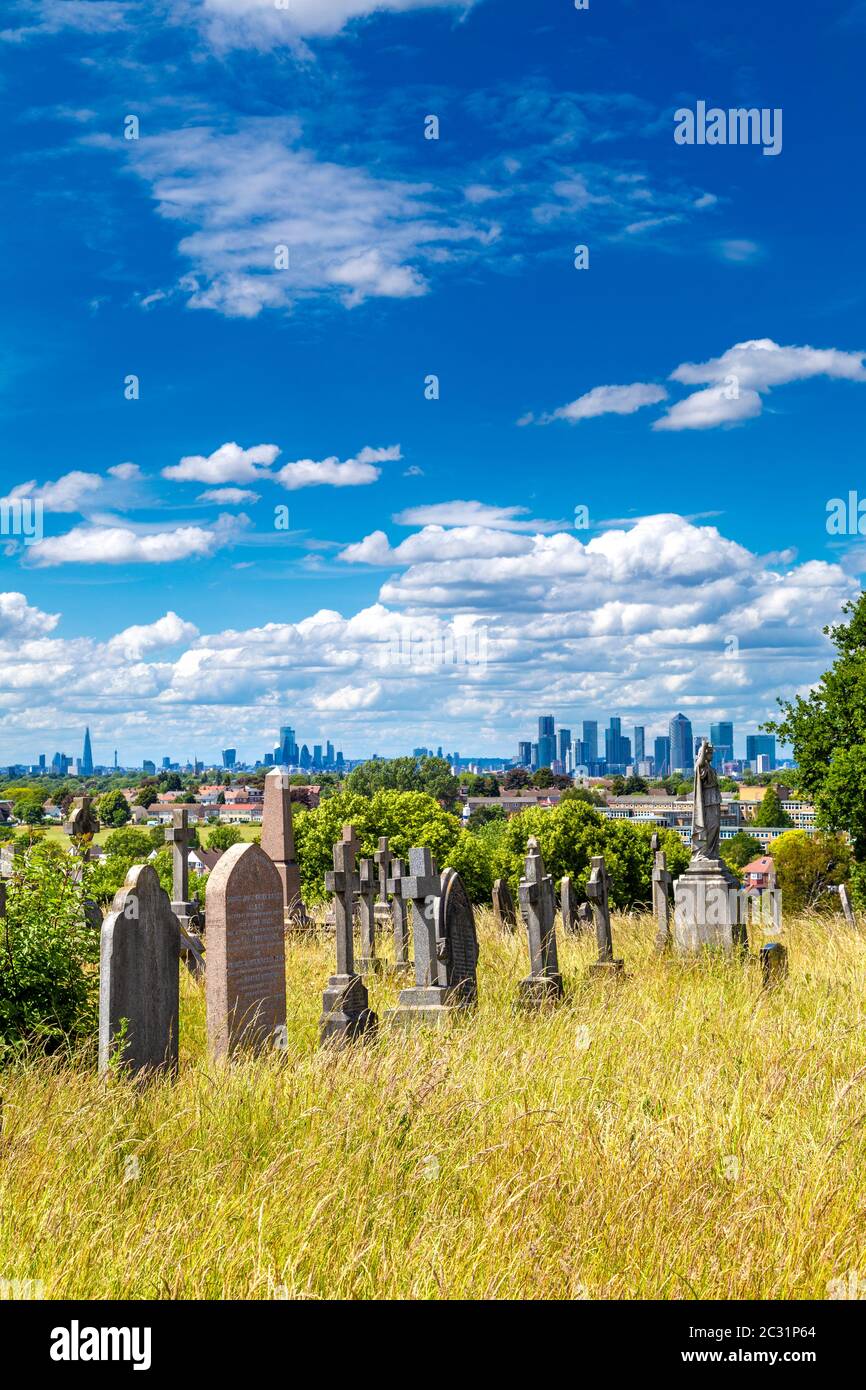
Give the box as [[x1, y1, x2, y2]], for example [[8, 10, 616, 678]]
[[710, 721, 734, 769], [518, 741, 532, 767], [557, 728, 571, 767], [633, 726, 645, 762], [746, 734, 776, 770], [143, 760, 156, 776], [742, 856, 774, 891], [222, 748, 237, 769], [669, 713, 694, 774], [81, 726, 93, 777]]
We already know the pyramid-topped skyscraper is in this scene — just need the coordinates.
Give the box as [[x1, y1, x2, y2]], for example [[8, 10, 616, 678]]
[[81, 726, 93, 776]]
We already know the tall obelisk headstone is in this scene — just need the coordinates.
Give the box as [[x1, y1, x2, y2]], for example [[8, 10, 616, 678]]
[[98, 864, 180, 1078], [320, 825, 376, 1044], [206, 842, 287, 1058], [261, 768, 307, 925]]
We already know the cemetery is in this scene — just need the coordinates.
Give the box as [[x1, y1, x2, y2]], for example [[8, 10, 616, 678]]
[[0, 754, 864, 1300]]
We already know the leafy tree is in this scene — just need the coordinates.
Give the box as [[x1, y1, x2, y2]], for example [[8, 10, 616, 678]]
[[17, 795, 46, 825], [0, 842, 100, 1055], [560, 785, 607, 807], [768, 830, 852, 912], [159, 773, 183, 793], [530, 767, 554, 788], [103, 827, 155, 862], [96, 789, 132, 828], [751, 786, 793, 829], [622, 775, 649, 794], [503, 767, 531, 790], [720, 831, 763, 873], [446, 831, 495, 904], [466, 804, 506, 832], [206, 824, 243, 852], [135, 785, 157, 809], [768, 593, 866, 855]]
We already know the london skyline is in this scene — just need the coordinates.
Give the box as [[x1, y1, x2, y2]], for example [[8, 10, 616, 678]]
[[1, 1, 863, 763]]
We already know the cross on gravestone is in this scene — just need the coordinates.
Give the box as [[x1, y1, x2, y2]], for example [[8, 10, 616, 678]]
[[64, 795, 100, 840], [560, 875, 577, 934], [205, 843, 287, 1059], [261, 768, 307, 926], [518, 838, 563, 1005], [652, 849, 673, 953], [98, 864, 180, 1079], [165, 808, 192, 910], [387, 846, 463, 1028], [586, 854, 624, 977], [387, 857, 412, 971], [492, 878, 517, 932], [374, 837, 394, 904], [358, 858, 380, 973], [319, 825, 376, 1044]]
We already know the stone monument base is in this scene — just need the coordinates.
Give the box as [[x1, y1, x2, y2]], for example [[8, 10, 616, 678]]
[[518, 973, 564, 1006], [319, 974, 377, 1044], [673, 857, 747, 954], [374, 902, 392, 925], [386, 984, 471, 1029], [589, 959, 624, 979]]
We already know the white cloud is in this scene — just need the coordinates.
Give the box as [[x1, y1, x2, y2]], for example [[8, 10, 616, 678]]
[[198, 486, 261, 504], [392, 501, 563, 532], [162, 441, 280, 484], [4, 471, 103, 513], [107, 462, 141, 480], [0, 591, 59, 638], [194, 0, 474, 48], [340, 525, 534, 566], [276, 445, 401, 492], [715, 239, 762, 263], [107, 612, 200, 660], [124, 120, 487, 318], [23, 517, 244, 567], [532, 382, 668, 426], [652, 385, 763, 432]]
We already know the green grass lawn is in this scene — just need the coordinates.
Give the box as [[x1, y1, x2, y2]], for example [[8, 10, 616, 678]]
[[0, 909, 864, 1299]]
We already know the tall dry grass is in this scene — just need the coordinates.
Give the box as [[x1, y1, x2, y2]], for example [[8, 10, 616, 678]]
[[0, 910, 864, 1299]]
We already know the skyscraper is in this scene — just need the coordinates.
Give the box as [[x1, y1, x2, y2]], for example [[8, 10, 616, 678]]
[[605, 717, 630, 772], [582, 720, 598, 766], [710, 721, 734, 768], [654, 736, 671, 777], [222, 748, 236, 769], [669, 713, 694, 773], [633, 726, 645, 761], [557, 728, 571, 766], [538, 715, 555, 740], [746, 734, 776, 770], [81, 726, 93, 776], [279, 725, 298, 765], [518, 741, 532, 767]]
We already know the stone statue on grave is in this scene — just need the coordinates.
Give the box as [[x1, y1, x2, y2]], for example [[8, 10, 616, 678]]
[[691, 740, 721, 862]]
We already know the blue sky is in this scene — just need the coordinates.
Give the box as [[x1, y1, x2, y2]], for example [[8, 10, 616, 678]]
[[1, 0, 865, 767]]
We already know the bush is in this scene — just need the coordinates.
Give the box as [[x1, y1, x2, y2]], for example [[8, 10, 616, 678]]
[[0, 843, 99, 1057], [205, 824, 243, 853]]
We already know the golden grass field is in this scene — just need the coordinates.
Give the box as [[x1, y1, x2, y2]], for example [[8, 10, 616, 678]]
[[0, 909, 864, 1300]]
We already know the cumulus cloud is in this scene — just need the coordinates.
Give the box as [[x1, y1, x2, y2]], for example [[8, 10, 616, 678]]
[[23, 516, 245, 567], [276, 446, 401, 492], [4, 471, 103, 513], [532, 382, 668, 426], [190, 0, 473, 49], [653, 384, 763, 432], [392, 501, 564, 532], [107, 611, 200, 660], [162, 442, 280, 484], [0, 591, 59, 637], [197, 486, 261, 504], [340, 525, 534, 566], [107, 462, 141, 480]]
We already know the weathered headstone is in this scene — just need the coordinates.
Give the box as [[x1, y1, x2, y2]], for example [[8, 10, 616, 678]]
[[98, 864, 180, 1079], [586, 854, 624, 977], [320, 825, 376, 1044], [436, 867, 480, 1006], [576, 901, 594, 931], [388, 848, 469, 1027], [560, 875, 577, 934], [358, 857, 380, 973], [206, 842, 287, 1059], [492, 878, 517, 931], [518, 838, 563, 1005], [261, 768, 307, 925], [373, 836, 394, 924], [673, 741, 745, 953], [388, 856, 412, 972], [838, 884, 857, 928], [165, 808, 193, 915], [64, 795, 100, 840], [760, 942, 788, 989], [652, 849, 673, 953]]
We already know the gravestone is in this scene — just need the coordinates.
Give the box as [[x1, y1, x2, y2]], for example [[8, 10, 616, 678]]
[[358, 857, 380, 973], [387, 848, 469, 1027], [0, 842, 23, 878], [673, 746, 745, 953], [760, 942, 788, 989], [575, 901, 594, 931], [320, 824, 376, 1044], [388, 856, 412, 972], [652, 849, 673, 953], [206, 842, 287, 1059], [98, 864, 180, 1078], [560, 875, 577, 934], [261, 768, 307, 925], [373, 836, 394, 924], [518, 838, 563, 1005], [838, 884, 857, 928], [492, 878, 517, 931], [586, 855, 624, 977], [64, 795, 100, 840], [435, 868, 480, 1006]]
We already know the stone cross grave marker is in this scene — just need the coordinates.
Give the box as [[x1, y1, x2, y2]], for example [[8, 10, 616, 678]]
[[838, 883, 857, 928], [206, 842, 287, 1059], [560, 875, 577, 934], [374, 836, 394, 924], [98, 864, 180, 1079], [518, 838, 563, 1005], [261, 768, 307, 925], [320, 825, 376, 1044], [358, 857, 380, 973], [388, 846, 461, 1028], [492, 878, 517, 931], [652, 849, 673, 953], [586, 854, 624, 977], [64, 795, 100, 840], [387, 856, 412, 972], [165, 807, 193, 914]]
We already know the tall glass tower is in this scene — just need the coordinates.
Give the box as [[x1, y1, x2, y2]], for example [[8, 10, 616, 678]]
[[669, 713, 694, 773], [81, 726, 93, 776]]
